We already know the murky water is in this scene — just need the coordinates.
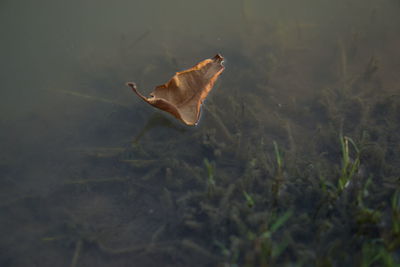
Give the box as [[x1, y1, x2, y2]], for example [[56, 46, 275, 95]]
[[1, 0, 400, 266]]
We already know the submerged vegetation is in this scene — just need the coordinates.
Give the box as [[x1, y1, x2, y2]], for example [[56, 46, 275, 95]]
[[1, 0, 400, 266]]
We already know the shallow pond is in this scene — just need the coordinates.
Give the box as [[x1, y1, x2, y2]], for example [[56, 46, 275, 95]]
[[1, 0, 399, 266]]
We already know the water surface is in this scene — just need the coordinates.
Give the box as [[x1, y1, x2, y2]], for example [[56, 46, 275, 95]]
[[1, 0, 400, 266]]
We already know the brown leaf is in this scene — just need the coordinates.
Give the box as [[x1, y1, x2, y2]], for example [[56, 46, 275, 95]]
[[126, 54, 225, 126]]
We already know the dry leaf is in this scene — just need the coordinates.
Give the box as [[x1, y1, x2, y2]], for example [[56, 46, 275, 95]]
[[126, 54, 225, 126]]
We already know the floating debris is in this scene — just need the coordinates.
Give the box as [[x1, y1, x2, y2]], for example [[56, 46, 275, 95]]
[[127, 54, 225, 126]]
